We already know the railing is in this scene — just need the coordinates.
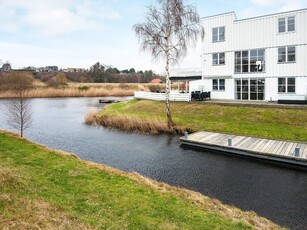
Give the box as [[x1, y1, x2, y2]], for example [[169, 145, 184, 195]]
[[170, 67, 202, 76], [134, 91, 191, 102]]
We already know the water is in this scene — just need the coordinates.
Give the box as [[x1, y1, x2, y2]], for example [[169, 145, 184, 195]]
[[0, 97, 306, 229]]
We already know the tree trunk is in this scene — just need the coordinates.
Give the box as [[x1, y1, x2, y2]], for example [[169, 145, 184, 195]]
[[165, 57, 173, 130], [165, 0, 174, 131]]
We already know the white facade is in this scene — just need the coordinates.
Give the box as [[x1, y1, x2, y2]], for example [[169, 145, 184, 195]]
[[190, 8, 307, 101]]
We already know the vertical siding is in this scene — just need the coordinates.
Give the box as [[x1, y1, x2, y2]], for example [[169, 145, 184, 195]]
[[200, 9, 307, 100], [202, 9, 307, 77]]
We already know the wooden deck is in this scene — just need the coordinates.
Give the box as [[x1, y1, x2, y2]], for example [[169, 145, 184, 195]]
[[180, 131, 307, 167]]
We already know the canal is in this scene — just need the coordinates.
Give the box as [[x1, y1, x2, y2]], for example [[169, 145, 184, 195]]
[[0, 97, 306, 229]]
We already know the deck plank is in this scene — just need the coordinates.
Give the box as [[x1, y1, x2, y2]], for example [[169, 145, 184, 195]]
[[181, 131, 307, 167]]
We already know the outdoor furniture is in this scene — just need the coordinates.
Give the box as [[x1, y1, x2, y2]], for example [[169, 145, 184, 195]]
[[191, 91, 211, 101], [191, 91, 201, 100]]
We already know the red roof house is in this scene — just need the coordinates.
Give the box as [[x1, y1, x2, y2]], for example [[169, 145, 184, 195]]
[[150, 78, 163, 84]]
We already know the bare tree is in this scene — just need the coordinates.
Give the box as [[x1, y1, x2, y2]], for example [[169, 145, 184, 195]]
[[0, 72, 34, 137], [133, 0, 204, 130], [5, 97, 32, 137]]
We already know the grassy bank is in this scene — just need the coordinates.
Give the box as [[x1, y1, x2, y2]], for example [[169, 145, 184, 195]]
[[0, 130, 282, 229], [97, 99, 307, 142]]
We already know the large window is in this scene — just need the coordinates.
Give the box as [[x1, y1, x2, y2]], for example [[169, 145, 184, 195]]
[[278, 46, 295, 63], [212, 52, 225, 65], [213, 79, 225, 91], [235, 49, 265, 73], [235, 78, 265, 100], [278, 16, 295, 33], [278, 77, 295, 93], [212, 27, 225, 42]]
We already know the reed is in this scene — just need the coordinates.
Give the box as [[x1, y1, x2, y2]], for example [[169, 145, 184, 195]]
[[84, 109, 98, 125], [0, 87, 134, 98], [96, 115, 185, 134]]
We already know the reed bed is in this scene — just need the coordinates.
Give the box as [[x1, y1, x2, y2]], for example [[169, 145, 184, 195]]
[[0, 87, 134, 98], [84, 109, 98, 125], [96, 115, 185, 134]]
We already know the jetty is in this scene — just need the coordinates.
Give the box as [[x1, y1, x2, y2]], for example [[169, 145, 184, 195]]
[[180, 131, 307, 167]]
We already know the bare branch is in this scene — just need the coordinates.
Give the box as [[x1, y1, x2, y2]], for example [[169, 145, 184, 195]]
[[133, 0, 203, 130], [1, 72, 33, 137]]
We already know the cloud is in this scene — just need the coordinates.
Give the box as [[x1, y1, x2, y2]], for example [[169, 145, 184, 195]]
[[239, 0, 306, 18], [250, 0, 277, 7], [0, 0, 121, 36], [277, 0, 304, 12]]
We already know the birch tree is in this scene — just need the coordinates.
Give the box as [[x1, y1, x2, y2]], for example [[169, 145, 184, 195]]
[[133, 0, 204, 130]]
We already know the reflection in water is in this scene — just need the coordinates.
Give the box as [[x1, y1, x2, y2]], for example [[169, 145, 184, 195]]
[[0, 97, 306, 229]]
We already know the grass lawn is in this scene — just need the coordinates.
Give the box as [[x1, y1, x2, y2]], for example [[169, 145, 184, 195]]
[[99, 99, 307, 142], [0, 131, 282, 229]]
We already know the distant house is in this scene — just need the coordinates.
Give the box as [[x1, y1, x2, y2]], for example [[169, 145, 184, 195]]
[[36, 67, 50, 72], [66, 68, 86, 72], [35, 66, 58, 72], [2, 63, 12, 71], [150, 78, 163, 84]]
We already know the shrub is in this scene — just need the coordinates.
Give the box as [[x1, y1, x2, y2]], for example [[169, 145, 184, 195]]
[[147, 84, 164, 92], [78, 85, 90, 91]]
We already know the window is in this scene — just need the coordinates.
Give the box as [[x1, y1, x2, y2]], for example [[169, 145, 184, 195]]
[[288, 17, 295, 31], [278, 77, 295, 93], [234, 49, 265, 73], [212, 27, 225, 42], [213, 79, 225, 91], [235, 78, 265, 100], [278, 18, 286, 33], [212, 52, 225, 65], [278, 16, 295, 33], [278, 46, 295, 63]]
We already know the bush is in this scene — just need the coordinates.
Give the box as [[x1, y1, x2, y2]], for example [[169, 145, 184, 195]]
[[147, 84, 164, 92], [78, 85, 90, 91]]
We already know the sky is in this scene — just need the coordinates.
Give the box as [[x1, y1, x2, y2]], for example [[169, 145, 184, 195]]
[[0, 0, 306, 73]]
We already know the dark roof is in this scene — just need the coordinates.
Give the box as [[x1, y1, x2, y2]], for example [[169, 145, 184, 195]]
[[170, 76, 201, 80]]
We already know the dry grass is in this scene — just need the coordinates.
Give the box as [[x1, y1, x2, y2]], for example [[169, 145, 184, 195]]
[[0, 195, 93, 230], [0, 87, 134, 98], [96, 115, 185, 134], [0, 82, 158, 98], [84, 109, 98, 125]]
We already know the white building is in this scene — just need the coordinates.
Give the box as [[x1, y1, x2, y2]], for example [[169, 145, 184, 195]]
[[189, 8, 307, 102]]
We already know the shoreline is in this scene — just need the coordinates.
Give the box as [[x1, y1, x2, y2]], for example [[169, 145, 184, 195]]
[[0, 129, 283, 229], [96, 99, 307, 142]]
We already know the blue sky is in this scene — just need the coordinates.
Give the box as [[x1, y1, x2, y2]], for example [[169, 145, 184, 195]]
[[0, 0, 306, 73]]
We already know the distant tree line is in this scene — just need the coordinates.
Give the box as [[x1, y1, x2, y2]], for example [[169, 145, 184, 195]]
[[88, 62, 161, 83], [7, 62, 163, 84]]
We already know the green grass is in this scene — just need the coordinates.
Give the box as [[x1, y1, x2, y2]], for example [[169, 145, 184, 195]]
[[0, 131, 282, 229], [99, 99, 307, 142]]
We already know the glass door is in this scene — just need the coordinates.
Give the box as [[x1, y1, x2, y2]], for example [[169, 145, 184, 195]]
[[235, 78, 265, 101], [242, 79, 249, 100]]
